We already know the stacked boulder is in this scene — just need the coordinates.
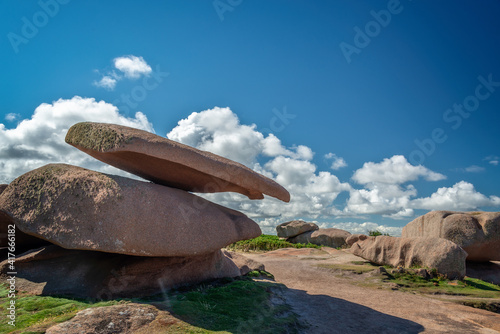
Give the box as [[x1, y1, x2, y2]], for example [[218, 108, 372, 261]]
[[276, 220, 351, 248], [402, 211, 500, 262], [0, 122, 290, 298]]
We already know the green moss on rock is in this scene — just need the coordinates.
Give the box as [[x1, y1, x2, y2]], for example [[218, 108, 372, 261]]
[[65, 122, 127, 152]]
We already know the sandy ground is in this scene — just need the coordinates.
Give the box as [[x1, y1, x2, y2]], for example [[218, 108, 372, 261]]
[[243, 248, 500, 334]]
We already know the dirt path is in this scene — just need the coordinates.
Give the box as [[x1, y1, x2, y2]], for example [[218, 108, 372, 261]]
[[243, 248, 500, 334]]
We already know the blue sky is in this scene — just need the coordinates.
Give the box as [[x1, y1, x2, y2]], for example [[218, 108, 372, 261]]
[[1, 1, 500, 235]]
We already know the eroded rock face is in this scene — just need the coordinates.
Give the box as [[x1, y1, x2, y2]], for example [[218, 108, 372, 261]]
[[288, 228, 351, 248], [402, 211, 500, 262], [0, 211, 51, 258], [0, 184, 7, 195], [346, 234, 368, 246], [276, 220, 319, 238], [0, 164, 261, 257], [65, 122, 290, 202], [0, 245, 242, 299], [350, 236, 467, 279], [45, 303, 160, 334]]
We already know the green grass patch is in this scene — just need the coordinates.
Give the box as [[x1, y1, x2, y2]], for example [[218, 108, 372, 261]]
[[385, 271, 500, 299], [226, 234, 320, 252], [0, 284, 120, 333], [168, 277, 301, 333], [317, 262, 378, 274]]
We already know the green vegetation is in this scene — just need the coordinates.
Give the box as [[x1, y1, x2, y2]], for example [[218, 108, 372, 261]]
[[317, 261, 378, 274], [386, 271, 500, 299], [170, 277, 301, 333], [226, 234, 320, 252], [0, 284, 119, 334], [0, 276, 302, 333], [368, 230, 390, 237]]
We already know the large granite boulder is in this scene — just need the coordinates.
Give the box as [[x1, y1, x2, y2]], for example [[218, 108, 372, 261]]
[[46, 303, 161, 334], [402, 211, 500, 262], [276, 220, 319, 238], [288, 228, 351, 248], [346, 234, 368, 246], [0, 245, 243, 299], [65, 122, 290, 202], [0, 164, 261, 257], [350, 236, 467, 279]]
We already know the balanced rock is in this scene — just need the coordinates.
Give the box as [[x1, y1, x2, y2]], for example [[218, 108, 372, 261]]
[[288, 228, 351, 248], [0, 245, 243, 299], [0, 164, 261, 257], [402, 211, 500, 262], [65, 122, 290, 202], [276, 220, 319, 238], [350, 236, 467, 279]]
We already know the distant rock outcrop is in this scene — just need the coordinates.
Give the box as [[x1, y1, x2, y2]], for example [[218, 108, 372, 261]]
[[65, 122, 290, 202], [276, 220, 319, 238], [287, 228, 351, 248], [350, 236, 468, 279], [402, 211, 500, 262]]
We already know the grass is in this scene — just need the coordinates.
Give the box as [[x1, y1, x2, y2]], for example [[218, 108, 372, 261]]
[[0, 284, 120, 334], [226, 234, 320, 252], [169, 277, 301, 333], [0, 276, 302, 333], [316, 262, 378, 274]]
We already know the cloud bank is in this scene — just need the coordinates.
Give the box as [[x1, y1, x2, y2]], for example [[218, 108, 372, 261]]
[[1, 103, 499, 236], [94, 55, 152, 90]]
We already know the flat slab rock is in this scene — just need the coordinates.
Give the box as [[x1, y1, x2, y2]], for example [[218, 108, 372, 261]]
[[65, 122, 290, 202], [0, 245, 263, 299], [276, 220, 319, 238], [288, 228, 351, 248], [350, 236, 467, 279], [402, 211, 500, 262], [0, 164, 261, 257]]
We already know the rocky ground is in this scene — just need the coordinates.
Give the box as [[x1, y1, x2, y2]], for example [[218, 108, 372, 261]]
[[244, 248, 500, 334]]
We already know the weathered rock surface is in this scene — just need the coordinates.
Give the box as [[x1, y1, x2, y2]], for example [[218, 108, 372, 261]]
[[276, 220, 319, 238], [46, 303, 160, 334], [288, 228, 351, 248], [346, 234, 368, 246], [0, 245, 243, 299], [0, 211, 51, 258], [350, 236, 467, 279], [223, 250, 265, 275], [0, 184, 7, 194], [466, 261, 500, 286], [65, 122, 290, 202], [0, 164, 261, 257], [402, 211, 500, 261]]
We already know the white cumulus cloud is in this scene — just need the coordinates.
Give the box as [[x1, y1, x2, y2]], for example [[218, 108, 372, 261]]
[[325, 153, 347, 170], [0, 96, 154, 184], [411, 181, 500, 211], [114, 55, 152, 79], [5, 113, 20, 122], [167, 107, 351, 219], [352, 155, 446, 185], [93, 75, 117, 90]]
